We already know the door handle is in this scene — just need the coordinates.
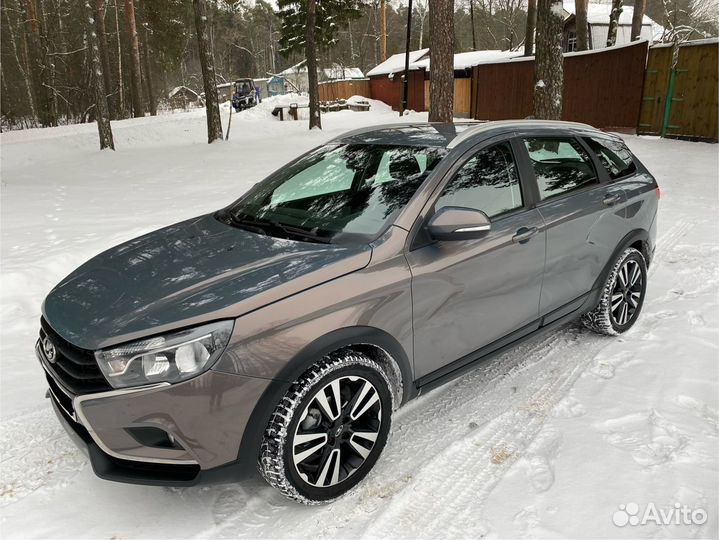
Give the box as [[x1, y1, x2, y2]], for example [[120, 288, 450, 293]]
[[603, 194, 621, 206], [512, 227, 539, 244]]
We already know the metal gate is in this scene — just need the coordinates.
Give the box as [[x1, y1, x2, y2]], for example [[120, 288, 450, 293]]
[[637, 45, 673, 136], [638, 40, 718, 141]]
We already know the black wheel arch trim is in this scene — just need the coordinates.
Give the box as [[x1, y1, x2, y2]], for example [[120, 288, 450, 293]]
[[592, 229, 651, 292], [235, 326, 413, 468]]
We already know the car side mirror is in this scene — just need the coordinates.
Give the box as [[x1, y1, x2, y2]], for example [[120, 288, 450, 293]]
[[427, 206, 492, 241]]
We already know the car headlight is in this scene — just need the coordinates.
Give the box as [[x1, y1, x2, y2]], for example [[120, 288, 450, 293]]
[[95, 320, 234, 389]]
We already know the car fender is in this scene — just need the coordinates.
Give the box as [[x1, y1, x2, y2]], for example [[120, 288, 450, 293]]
[[234, 326, 414, 472]]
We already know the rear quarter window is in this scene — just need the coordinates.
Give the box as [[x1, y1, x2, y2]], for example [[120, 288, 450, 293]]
[[584, 136, 637, 180]]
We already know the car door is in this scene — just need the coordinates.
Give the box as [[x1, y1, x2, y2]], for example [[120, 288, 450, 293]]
[[517, 134, 628, 321], [406, 139, 546, 381]]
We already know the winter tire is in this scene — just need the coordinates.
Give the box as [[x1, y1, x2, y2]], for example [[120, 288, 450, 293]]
[[582, 247, 647, 335], [258, 352, 393, 504]]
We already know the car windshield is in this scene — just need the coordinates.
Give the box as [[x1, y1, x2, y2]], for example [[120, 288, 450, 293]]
[[220, 143, 447, 244]]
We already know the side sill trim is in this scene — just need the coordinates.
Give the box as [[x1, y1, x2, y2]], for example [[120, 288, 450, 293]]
[[416, 291, 596, 391]]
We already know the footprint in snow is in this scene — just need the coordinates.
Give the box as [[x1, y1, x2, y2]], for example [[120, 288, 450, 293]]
[[589, 350, 635, 380], [596, 410, 687, 467], [552, 395, 586, 418], [524, 428, 562, 493], [674, 395, 719, 436]]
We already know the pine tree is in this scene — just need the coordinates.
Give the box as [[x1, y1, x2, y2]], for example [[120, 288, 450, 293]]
[[277, 0, 363, 130], [428, 0, 454, 123], [533, 0, 563, 120], [575, 0, 589, 50], [277, 0, 363, 55], [85, 0, 114, 149], [524, 0, 537, 55], [193, 0, 223, 143], [124, 0, 145, 117], [306, 0, 321, 129], [631, 0, 646, 40]]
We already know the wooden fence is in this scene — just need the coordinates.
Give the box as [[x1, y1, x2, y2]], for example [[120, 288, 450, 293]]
[[638, 40, 718, 141], [423, 79, 472, 116], [318, 79, 371, 102], [368, 71, 426, 111], [470, 40, 648, 132]]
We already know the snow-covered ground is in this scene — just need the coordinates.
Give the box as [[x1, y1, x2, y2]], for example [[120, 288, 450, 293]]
[[1, 100, 717, 539]]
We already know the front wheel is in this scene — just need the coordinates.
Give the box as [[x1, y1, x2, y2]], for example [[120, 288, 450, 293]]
[[582, 247, 647, 335], [259, 352, 393, 504]]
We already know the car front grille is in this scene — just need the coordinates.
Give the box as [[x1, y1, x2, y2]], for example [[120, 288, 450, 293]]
[[39, 318, 112, 395]]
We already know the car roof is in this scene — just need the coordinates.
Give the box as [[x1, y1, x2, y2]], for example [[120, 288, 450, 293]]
[[331, 120, 604, 149]]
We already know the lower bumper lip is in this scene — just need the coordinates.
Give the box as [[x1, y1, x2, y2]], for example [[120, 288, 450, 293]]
[[37, 340, 198, 466]]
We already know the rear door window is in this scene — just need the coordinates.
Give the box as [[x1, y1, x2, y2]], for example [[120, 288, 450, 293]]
[[583, 136, 637, 180], [523, 137, 598, 200]]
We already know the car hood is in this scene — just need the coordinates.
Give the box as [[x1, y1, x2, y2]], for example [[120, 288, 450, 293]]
[[43, 214, 371, 350]]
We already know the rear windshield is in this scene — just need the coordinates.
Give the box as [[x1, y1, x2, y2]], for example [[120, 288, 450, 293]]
[[221, 144, 446, 244], [584, 136, 637, 180]]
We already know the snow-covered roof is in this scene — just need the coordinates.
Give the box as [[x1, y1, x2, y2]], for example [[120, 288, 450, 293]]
[[366, 49, 430, 77], [279, 61, 364, 80], [368, 49, 522, 76], [563, 1, 656, 26], [322, 66, 365, 80], [168, 86, 199, 99], [412, 50, 522, 71]]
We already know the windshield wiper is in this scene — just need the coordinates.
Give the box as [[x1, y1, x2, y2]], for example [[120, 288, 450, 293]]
[[276, 223, 332, 244], [220, 211, 332, 244]]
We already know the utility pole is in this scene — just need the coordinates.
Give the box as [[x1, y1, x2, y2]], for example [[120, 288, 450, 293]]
[[380, 0, 388, 61], [400, 0, 413, 116]]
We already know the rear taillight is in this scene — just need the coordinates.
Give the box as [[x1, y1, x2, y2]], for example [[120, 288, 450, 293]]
[[655, 185, 661, 200]]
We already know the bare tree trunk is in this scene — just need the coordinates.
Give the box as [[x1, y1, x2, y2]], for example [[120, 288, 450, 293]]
[[470, 0, 477, 50], [94, 0, 114, 119], [193, 0, 223, 142], [428, 0, 454, 123], [606, 0, 623, 46], [123, 0, 144, 117], [524, 0, 536, 55], [575, 0, 589, 50], [417, 2, 428, 49], [306, 0, 321, 129], [4, 3, 38, 125], [630, 0, 646, 40], [139, 1, 156, 115], [38, 0, 58, 125], [85, 0, 114, 149], [22, 0, 51, 125], [380, 0, 387, 61], [533, 0, 563, 120], [114, 0, 124, 115]]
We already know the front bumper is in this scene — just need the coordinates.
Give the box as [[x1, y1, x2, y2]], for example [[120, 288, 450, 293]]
[[38, 341, 272, 485]]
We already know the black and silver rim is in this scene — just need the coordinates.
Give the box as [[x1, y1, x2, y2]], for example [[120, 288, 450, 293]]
[[292, 376, 382, 488], [611, 259, 643, 326]]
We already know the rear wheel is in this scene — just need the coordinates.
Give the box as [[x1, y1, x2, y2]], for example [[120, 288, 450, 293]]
[[582, 247, 647, 335], [259, 352, 393, 504]]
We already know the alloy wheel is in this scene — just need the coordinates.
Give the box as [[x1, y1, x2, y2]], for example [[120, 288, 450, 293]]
[[610, 259, 643, 327], [292, 376, 382, 488]]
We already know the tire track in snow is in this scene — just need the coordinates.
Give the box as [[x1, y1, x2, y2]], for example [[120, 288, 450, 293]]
[[650, 218, 695, 274], [361, 331, 609, 539]]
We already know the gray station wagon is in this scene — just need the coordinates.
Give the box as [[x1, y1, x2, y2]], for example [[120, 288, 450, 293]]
[[37, 120, 659, 503]]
